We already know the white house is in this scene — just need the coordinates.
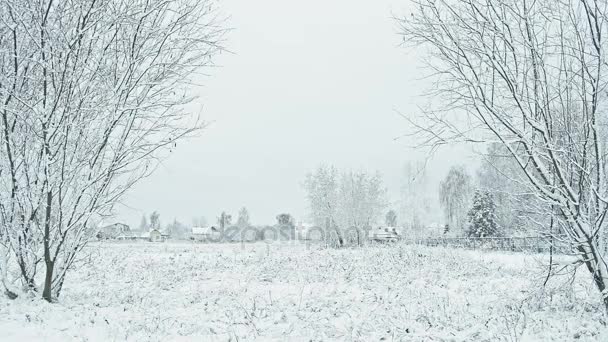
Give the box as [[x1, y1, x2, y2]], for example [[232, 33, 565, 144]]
[[98, 223, 131, 240], [191, 226, 220, 241], [132, 229, 165, 242], [149, 229, 163, 242]]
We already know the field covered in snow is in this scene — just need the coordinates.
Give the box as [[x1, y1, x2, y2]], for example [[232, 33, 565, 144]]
[[1, 241, 606, 341]]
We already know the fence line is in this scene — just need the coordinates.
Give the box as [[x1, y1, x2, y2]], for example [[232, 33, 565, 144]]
[[402, 236, 572, 254]]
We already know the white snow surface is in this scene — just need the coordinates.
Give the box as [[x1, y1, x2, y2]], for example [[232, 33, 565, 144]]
[[0, 242, 606, 341]]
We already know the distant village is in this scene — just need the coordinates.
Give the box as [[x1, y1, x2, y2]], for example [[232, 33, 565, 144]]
[[97, 210, 312, 243], [96, 209, 404, 243]]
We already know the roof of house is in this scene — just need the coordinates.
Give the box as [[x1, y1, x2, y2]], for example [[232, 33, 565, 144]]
[[102, 223, 129, 229]]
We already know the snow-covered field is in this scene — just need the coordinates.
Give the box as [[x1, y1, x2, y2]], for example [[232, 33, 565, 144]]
[[1, 241, 606, 341]]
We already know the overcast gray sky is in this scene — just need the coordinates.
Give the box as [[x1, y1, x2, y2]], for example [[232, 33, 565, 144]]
[[116, 0, 474, 227]]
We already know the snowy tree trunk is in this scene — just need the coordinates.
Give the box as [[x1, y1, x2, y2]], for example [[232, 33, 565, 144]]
[[579, 240, 608, 312]]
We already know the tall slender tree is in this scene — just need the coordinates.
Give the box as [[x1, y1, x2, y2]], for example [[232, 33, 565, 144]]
[[439, 166, 473, 235]]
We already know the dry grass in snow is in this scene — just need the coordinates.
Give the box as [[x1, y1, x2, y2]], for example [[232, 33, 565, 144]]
[[0, 241, 606, 341]]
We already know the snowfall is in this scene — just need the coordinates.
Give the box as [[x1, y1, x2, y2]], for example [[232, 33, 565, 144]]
[[0, 241, 606, 341]]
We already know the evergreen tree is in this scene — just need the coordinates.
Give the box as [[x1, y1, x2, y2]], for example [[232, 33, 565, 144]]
[[466, 190, 499, 238]]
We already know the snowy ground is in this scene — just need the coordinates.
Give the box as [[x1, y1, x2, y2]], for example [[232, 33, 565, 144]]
[[0, 241, 606, 341]]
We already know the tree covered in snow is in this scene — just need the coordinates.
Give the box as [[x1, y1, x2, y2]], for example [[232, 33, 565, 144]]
[[466, 191, 499, 238], [217, 212, 232, 230], [139, 216, 149, 232], [337, 170, 387, 229], [275, 213, 295, 240], [149, 211, 161, 231], [304, 165, 387, 246], [165, 219, 189, 240], [399, 0, 608, 312], [304, 165, 342, 245], [385, 210, 397, 227], [476, 143, 538, 236], [192, 216, 208, 228], [237, 207, 251, 228], [276, 213, 294, 226], [439, 166, 473, 235], [337, 170, 387, 245], [0, 0, 224, 301], [399, 161, 438, 235]]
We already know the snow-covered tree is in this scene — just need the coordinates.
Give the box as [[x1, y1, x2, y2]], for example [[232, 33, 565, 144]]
[[439, 166, 473, 235], [275, 213, 295, 240], [192, 216, 208, 228], [276, 213, 294, 226], [139, 216, 149, 232], [361, 172, 388, 227], [304, 165, 342, 246], [337, 170, 387, 229], [399, 161, 437, 235], [476, 143, 537, 236], [237, 207, 251, 228], [466, 191, 499, 238], [166, 219, 189, 240], [217, 212, 232, 229], [304, 165, 388, 246], [149, 212, 161, 231], [336, 170, 387, 245], [0, 0, 224, 301], [399, 0, 608, 312]]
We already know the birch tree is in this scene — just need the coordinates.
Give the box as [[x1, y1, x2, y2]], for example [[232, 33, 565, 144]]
[[0, 0, 224, 301], [304, 166, 388, 247], [399, 0, 608, 311], [337, 170, 388, 245]]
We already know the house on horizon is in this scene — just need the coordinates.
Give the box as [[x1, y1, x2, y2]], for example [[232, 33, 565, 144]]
[[191, 226, 220, 242], [149, 229, 162, 242], [97, 223, 131, 240], [369, 226, 401, 242]]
